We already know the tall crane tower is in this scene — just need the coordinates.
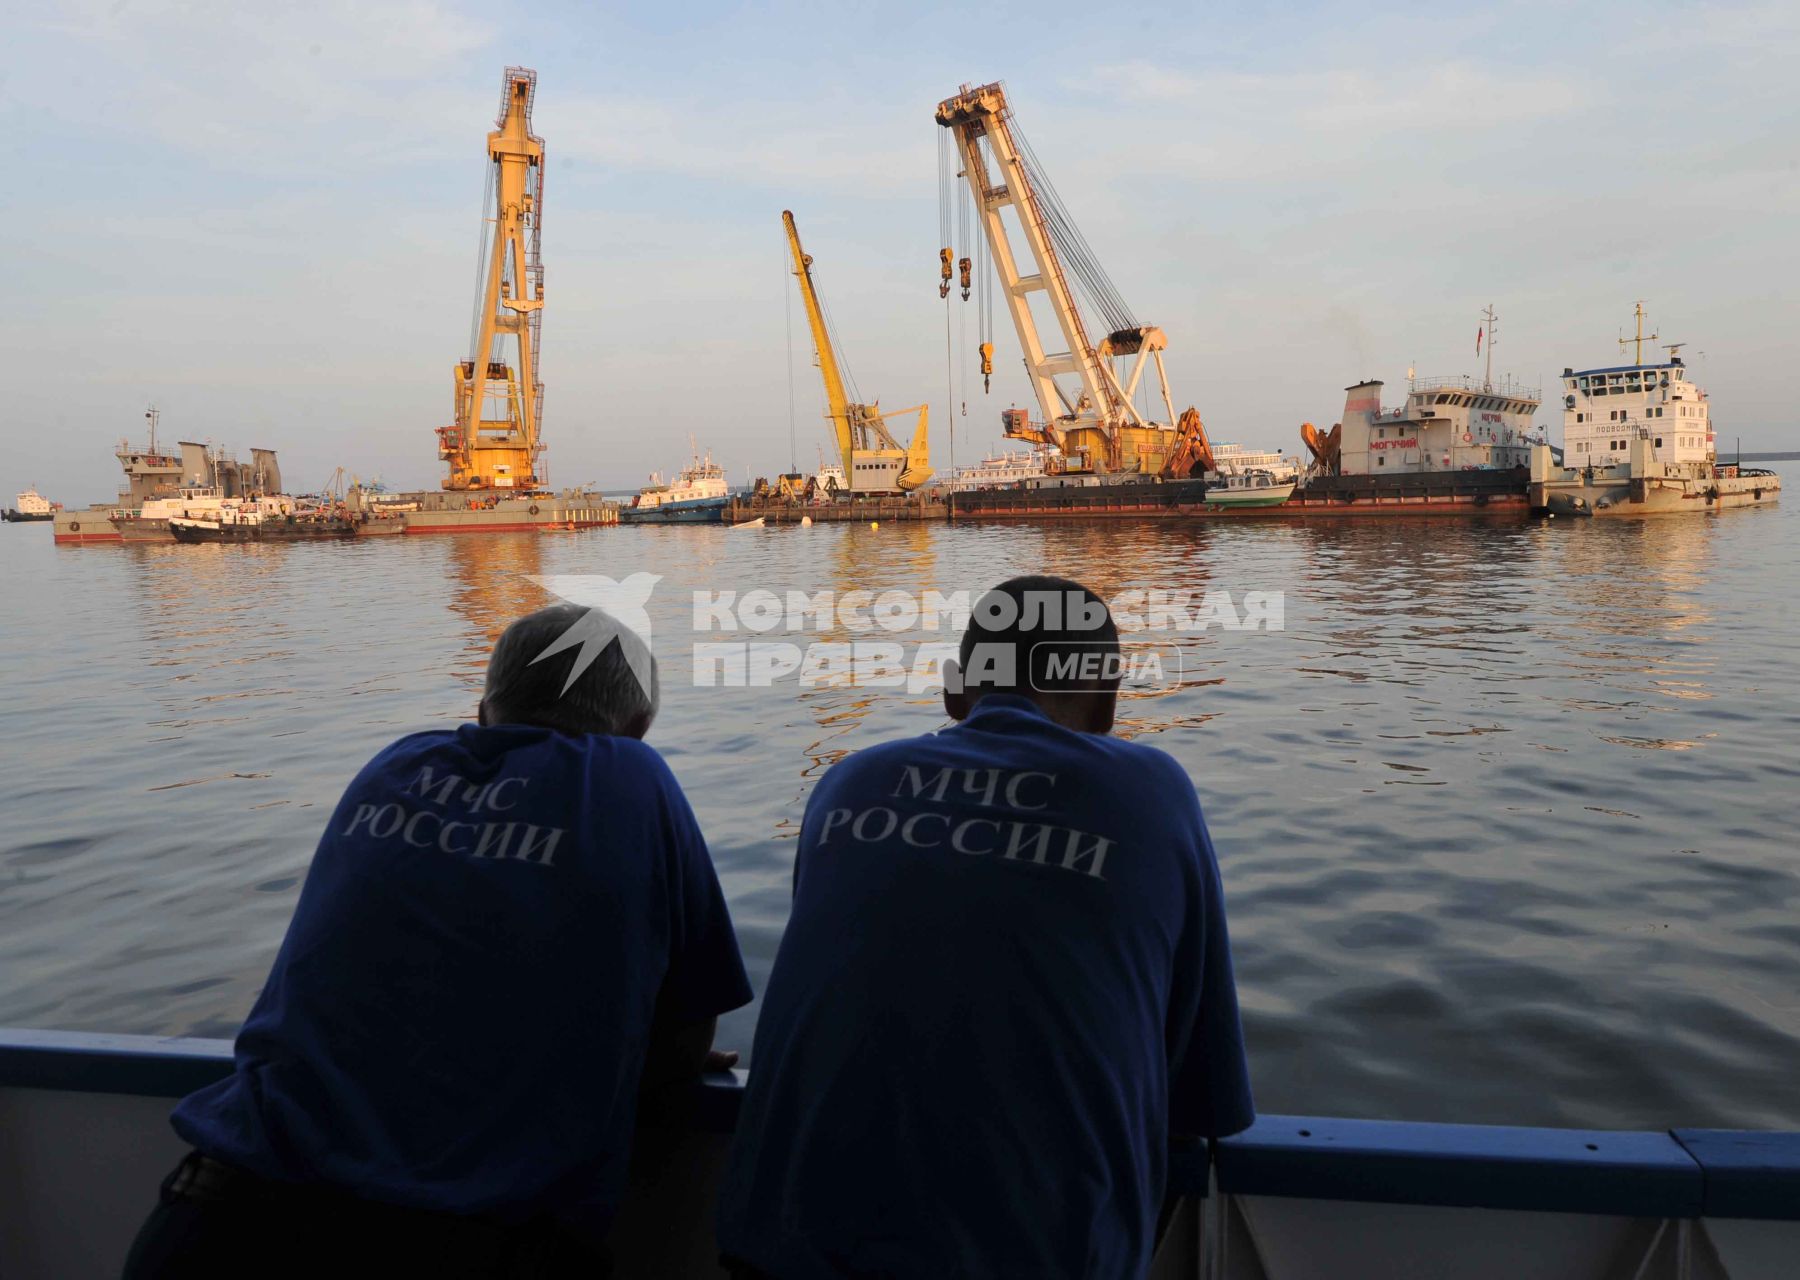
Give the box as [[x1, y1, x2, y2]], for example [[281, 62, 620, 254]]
[[437, 67, 547, 492], [936, 82, 1213, 476], [782, 211, 933, 494]]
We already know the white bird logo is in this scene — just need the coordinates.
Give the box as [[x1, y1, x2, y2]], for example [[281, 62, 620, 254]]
[[528, 573, 662, 697]]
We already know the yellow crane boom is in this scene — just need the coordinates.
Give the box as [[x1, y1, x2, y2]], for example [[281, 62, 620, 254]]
[[782, 210, 932, 494]]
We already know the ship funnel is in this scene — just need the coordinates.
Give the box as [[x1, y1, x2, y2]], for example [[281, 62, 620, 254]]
[[1341, 380, 1383, 434]]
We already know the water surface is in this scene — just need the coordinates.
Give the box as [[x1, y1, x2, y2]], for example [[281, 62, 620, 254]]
[[2, 482, 1796, 1129]]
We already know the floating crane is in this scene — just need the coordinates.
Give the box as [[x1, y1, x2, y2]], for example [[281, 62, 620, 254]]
[[935, 81, 1215, 477], [437, 68, 547, 492], [782, 211, 932, 494]]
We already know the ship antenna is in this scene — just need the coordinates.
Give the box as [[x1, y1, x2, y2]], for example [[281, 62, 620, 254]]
[[1480, 303, 1497, 391], [145, 406, 159, 454], [1619, 301, 1658, 367]]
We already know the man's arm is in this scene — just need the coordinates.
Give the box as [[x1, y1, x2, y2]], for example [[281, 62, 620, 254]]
[[639, 992, 738, 1097]]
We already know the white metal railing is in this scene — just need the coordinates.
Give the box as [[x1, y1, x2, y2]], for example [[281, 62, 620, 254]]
[[1408, 374, 1542, 401]]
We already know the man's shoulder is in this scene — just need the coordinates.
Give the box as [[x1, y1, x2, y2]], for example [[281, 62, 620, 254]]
[[1091, 733, 1191, 784], [361, 727, 678, 788]]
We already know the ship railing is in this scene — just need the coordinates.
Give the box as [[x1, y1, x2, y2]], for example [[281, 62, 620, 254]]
[[1408, 374, 1543, 401]]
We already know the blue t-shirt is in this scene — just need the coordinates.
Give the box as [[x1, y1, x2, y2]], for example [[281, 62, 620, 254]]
[[717, 695, 1252, 1279], [173, 723, 752, 1225]]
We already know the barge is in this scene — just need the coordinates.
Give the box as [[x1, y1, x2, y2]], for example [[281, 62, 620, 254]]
[[52, 411, 287, 545], [3, 488, 59, 523]]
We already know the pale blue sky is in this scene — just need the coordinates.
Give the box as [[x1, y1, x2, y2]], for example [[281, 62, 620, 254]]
[[3, 0, 1796, 501]]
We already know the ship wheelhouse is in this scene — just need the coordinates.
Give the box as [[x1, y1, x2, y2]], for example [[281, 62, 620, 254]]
[[1336, 375, 1542, 476], [1561, 358, 1712, 470]]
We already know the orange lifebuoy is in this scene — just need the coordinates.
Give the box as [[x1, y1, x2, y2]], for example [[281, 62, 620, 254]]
[[69, 521, 80, 532], [1462, 432, 1473, 443], [528, 504, 540, 516]]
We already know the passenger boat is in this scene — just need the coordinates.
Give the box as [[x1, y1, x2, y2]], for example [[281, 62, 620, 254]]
[[1210, 442, 1300, 484], [620, 448, 730, 525], [1203, 470, 1296, 508], [3, 488, 59, 522], [2, 1026, 1796, 1279], [1529, 308, 1780, 516], [938, 448, 1055, 491]]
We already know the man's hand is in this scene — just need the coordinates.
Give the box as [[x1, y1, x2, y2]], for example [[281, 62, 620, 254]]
[[704, 1048, 740, 1072]]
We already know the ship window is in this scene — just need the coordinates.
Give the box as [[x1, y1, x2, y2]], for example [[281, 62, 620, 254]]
[[1576, 413, 1584, 422], [1656, 437, 1663, 448], [1377, 455, 1386, 466]]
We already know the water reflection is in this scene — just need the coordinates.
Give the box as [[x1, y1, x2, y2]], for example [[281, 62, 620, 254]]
[[441, 533, 550, 700]]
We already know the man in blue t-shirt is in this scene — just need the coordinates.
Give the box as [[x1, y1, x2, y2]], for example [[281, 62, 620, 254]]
[[125, 603, 752, 1278], [717, 575, 1253, 1279]]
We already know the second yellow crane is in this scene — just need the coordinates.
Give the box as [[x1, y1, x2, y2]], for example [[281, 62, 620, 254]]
[[783, 211, 932, 494]]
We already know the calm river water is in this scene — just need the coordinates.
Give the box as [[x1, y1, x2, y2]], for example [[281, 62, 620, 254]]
[[3, 485, 1797, 1130]]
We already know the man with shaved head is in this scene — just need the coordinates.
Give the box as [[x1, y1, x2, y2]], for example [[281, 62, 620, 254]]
[[127, 603, 751, 1278]]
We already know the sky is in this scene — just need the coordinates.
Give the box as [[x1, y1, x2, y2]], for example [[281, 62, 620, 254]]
[[3, 0, 1796, 503]]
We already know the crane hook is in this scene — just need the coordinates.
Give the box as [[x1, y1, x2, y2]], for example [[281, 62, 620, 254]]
[[979, 341, 994, 393], [938, 248, 953, 299], [958, 257, 972, 301]]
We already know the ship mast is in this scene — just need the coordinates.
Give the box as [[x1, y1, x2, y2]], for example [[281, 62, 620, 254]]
[[1619, 301, 1658, 367], [1480, 304, 1497, 391]]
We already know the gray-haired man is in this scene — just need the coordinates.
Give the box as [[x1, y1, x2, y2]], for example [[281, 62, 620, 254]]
[[126, 604, 752, 1278]]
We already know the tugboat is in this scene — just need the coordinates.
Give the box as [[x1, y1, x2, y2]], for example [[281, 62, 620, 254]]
[[620, 446, 730, 525], [168, 498, 373, 543], [3, 488, 59, 522], [1530, 305, 1780, 516]]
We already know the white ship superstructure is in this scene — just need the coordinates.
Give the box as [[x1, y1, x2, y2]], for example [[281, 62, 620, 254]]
[[633, 451, 727, 512], [1210, 442, 1299, 482], [1333, 307, 1541, 477], [1530, 305, 1780, 516], [941, 448, 1055, 492]]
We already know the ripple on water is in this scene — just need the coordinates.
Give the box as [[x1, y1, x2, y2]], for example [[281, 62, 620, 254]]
[[2, 499, 1799, 1129]]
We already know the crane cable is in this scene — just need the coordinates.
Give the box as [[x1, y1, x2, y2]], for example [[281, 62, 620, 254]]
[[467, 158, 497, 367], [1008, 116, 1138, 337], [936, 131, 954, 299]]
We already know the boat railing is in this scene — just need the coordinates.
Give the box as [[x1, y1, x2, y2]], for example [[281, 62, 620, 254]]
[[1409, 374, 1543, 401], [4, 1026, 1798, 1279]]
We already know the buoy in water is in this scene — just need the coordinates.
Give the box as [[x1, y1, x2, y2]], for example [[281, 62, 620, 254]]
[[801, 515, 812, 527], [870, 521, 880, 530]]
